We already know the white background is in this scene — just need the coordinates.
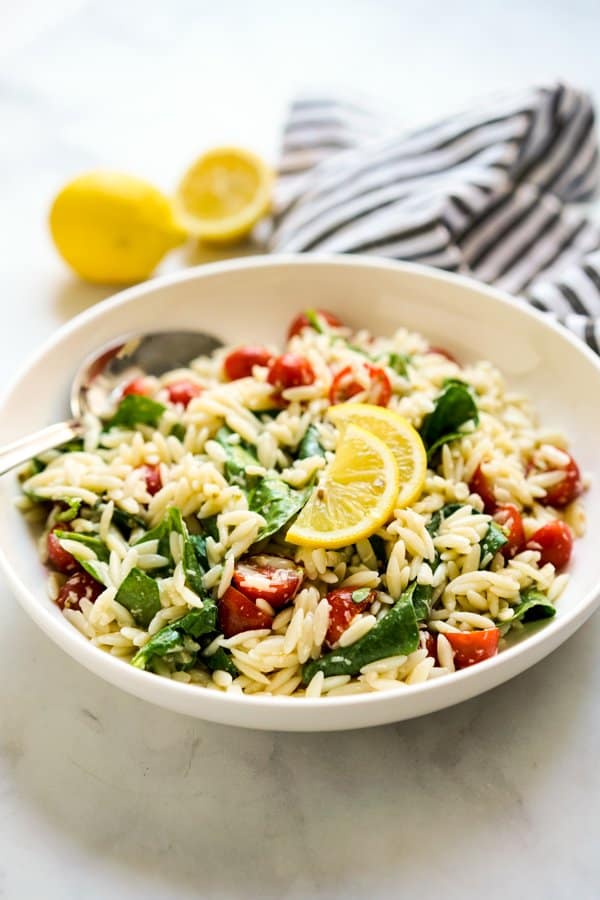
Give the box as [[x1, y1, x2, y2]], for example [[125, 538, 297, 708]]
[[1, 2, 599, 898]]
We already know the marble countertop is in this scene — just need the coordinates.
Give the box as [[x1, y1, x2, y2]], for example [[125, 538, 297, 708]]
[[1, 1, 600, 897]]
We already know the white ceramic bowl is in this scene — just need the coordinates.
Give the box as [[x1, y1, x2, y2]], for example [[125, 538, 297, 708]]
[[1, 256, 599, 731]]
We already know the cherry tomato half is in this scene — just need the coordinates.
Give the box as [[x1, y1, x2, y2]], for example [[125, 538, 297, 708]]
[[167, 379, 202, 408], [267, 354, 316, 395], [143, 464, 162, 496], [536, 452, 583, 508], [469, 464, 496, 513], [122, 377, 152, 397], [329, 363, 391, 407], [218, 586, 274, 638], [47, 525, 79, 574], [493, 503, 526, 559], [325, 586, 376, 646], [526, 520, 573, 569], [445, 628, 500, 668], [232, 555, 303, 610], [56, 570, 103, 611], [287, 310, 343, 340], [224, 346, 274, 381]]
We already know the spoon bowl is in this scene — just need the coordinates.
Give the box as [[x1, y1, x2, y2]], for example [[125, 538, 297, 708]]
[[0, 329, 223, 475]]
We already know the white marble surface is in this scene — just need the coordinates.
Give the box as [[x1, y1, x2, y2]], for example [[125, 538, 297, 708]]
[[1, 1, 600, 897]]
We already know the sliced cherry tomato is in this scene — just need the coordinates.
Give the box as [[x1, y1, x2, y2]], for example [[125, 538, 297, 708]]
[[469, 464, 496, 513], [445, 628, 500, 668], [493, 503, 525, 559], [47, 525, 79, 574], [536, 452, 583, 508], [526, 520, 573, 569], [328, 363, 391, 407], [232, 555, 303, 610], [287, 310, 343, 340], [325, 586, 376, 646], [218, 586, 274, 638], [427, 346, 460, 365], [224, 346, 274, 381], [420, 629, 438, 662], [56, 570, 103, 611], [166, 379, 202, 408], [267, 353, 316, 396], [143, 464, 162, 496], [122, 376, 152, 397]]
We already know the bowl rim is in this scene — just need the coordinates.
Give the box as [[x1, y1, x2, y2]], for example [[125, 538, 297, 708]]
[[2, 253, 600, 724]]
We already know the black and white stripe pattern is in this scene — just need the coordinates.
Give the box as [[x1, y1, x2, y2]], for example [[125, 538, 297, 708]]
[[270, 83, 600, 353]]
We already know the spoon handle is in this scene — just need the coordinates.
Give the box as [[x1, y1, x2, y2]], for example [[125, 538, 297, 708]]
[[0, 420, 82, 476]]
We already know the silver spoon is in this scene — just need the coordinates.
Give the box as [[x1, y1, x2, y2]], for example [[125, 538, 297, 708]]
[[1, 330, 223, 476]]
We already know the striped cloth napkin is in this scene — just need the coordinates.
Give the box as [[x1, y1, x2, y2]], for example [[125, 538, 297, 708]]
[[269, 82, 600, 354]]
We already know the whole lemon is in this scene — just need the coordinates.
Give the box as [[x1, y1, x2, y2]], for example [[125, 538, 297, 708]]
[[49, 171, 187, 285]]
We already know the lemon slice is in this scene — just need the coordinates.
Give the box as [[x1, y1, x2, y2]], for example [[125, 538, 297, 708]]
[[174, 147, 273, 244], [286, 423, 400, 549], [328, 403, 427, 508]]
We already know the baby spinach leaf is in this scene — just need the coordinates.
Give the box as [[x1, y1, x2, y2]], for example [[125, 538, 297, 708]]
[[55, 498, 83, 522], [412, 583, 434, 621], [386, 352, 411, 377], [425, 502, 466, 536], [115, 567, 161, 627], [54, 530, 109, 562], [302, 584, 419, 683], [215, 426, 259, 488], [420, 381, 479, 460], [351, 588, 372, 604], [480, 521, 508, 568], [131, 604, 217, 670], [189, 534, 210, 574], [169, 423, 186, 441], [202, 646, 239, 678], [110, 506, 146, 532], [107, 395, 165, 430], [297, 424, 326, 460], [58, 438, 85, 454], [512, 589, 556, 623], [249, 477, 312, 542]]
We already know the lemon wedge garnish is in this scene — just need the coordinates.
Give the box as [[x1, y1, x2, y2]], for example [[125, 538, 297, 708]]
[[328, 403, 427, 508], [286, 423, 400, 549], [174, 147, 273, 245], [49, 171, 187, 285]]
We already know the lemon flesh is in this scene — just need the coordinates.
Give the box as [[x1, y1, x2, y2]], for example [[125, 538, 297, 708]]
[[174, 147, 273, 244], [286, 424, 400, 549], [49, 171, 186, 285], [329, 403, 427, 508]]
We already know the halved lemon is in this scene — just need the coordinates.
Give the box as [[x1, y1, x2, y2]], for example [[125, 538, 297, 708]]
[[286, 423, 400, 549], [174, 147, 273, 244], [328, 403, 427, 508]]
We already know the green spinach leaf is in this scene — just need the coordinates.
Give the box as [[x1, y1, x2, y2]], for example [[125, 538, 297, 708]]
[[512, 589, 556, 623], [412, 583, 434, 621], [420, 381, 479, 460], [480, 521, 508, 568], [297, 424, 326, 460], [215, 426, 259, 487], [131, 605, 217, 670], [386, 352, 410, 377], [202, 646, 239, 677], [249, 477, 312, 542], [115, 567, 161, 627], [107, 395, 165, 429], [55, 498, 83, 522], [54, 530, 109, 562], [302, 584, 419, 683]]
